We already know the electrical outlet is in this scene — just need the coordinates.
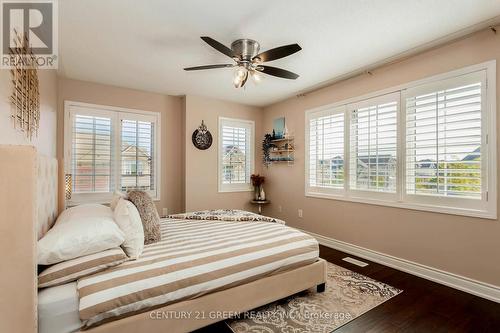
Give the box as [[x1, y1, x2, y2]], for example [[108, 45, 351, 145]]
[[278, 205, 282, 213], [162, 208, 168, 217], [298, 209, 303, 218]]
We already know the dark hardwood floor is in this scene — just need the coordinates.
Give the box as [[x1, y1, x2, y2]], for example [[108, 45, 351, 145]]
[[197, 245, 500, 332]]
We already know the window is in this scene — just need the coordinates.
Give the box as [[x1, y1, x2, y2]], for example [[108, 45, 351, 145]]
[[349, 93, 399, 198], [71, 113, 114, 194], [305, 61, 496, 218], [404, 71, 490, 212], [65, 102, 160, 203], [218, 117, 254, 192], [120, 116, 156, 192], [306, 107, 345, 196]]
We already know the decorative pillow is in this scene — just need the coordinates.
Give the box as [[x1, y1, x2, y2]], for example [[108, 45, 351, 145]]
[[127, 191, 161, 244], [56, 203, 113, 225], [113, 198, 144, 259], [110, 191, 127, 211], [169, 209, 286, 224], [37, 214, 125, 265], [38, 248, 128, 288]]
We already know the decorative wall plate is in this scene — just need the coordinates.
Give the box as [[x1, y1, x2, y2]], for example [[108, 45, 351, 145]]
[[192, 120, 212, 150]]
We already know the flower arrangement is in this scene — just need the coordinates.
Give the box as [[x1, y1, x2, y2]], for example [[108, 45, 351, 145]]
[[251, 174, 265, 187], [251, 174, 266, 201]]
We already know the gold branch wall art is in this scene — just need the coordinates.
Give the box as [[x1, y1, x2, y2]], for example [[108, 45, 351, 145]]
[[9, 31, 40, 140]]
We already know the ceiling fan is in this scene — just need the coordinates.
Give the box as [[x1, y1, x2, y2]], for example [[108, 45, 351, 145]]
[[184, 37, 302, 88]]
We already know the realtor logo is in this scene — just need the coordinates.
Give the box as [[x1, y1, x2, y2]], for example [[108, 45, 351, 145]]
[[1, 0, 58, 69]]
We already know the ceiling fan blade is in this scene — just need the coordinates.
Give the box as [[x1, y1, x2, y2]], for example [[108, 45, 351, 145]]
[[184, 64, 234, 71], [200, 37, 235, 58], [257, 65, 299, 79], [253, 44, 301, 62]]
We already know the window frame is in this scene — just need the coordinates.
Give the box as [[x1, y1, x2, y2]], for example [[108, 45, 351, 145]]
[[305, 60, 496, 219], [218, 117, 255, 193], [64, 101, 161, 205]]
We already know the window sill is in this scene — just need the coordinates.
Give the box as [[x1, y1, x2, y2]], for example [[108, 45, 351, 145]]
[[218, 188, 253, 193], [305, 191, 497, 220], [68, 193, 160, 207]]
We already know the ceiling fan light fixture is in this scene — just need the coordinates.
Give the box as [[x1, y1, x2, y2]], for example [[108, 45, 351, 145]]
[[185, 37, 301, 88], [251, 70, 262, 83], [233, 67, 248, 88]]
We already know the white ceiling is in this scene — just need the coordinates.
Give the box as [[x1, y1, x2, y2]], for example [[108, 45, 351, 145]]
[[59, 0, 500, 107]]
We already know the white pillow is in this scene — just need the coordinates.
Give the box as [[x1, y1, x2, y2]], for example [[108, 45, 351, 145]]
[[56, 204, 113, 225], [38, 214, 125, 265], [113, 198, 144, 259], [110, 191, 127, 211]]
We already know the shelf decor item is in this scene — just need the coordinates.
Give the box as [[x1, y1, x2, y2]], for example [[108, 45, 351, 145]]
[[65, 174, 72, 200], [273, 117, 286, 139], [262, 133, 295, 166], [262, 133, 273, 166], [259, 186, 266, 201], [192, 120, 213, 150], [251, 174, 265, 201], [9, 30, 40, 140]]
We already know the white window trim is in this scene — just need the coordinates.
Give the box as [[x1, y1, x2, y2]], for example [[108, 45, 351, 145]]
[[64, 101, 161, 205], [305, 60, 497, 219], [218, 117, 255, 193]]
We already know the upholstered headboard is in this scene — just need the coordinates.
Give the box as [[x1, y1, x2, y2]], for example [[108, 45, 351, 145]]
[[36, 155, 58, 239], [0, 145, 53, 333]]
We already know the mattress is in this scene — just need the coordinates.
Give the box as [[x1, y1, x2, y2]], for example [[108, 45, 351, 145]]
[[78, 218, 319, 328], [38, 282, 82, 333]]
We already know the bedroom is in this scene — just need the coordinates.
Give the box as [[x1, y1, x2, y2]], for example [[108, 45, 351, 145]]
[[0, 0, 500, 332]]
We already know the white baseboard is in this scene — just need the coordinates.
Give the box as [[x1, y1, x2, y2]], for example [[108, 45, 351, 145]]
[[300, 229, 500, 303]]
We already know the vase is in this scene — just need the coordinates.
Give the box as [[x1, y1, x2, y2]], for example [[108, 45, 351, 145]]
[[259, 186, 266, 201], [254, 186, 260, 200]]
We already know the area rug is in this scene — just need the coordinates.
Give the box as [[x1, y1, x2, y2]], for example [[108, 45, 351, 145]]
[[226, 262, 402, 333]]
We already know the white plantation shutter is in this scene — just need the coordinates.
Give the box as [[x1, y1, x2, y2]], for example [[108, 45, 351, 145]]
[[349, 93, 399, 194], [405, 71, 485, 199], [219, 118, 254, 192], [120, 118, 155, 193], [65, 103, 161, 203], [305, 64, 495, 218], [71, 113, 114, 194], [308, 109, 345, 191]]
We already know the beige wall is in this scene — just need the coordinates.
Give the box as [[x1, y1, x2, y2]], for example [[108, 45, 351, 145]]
[[184, 95, 263, 212], [262, 28, 500, 286], [0, 69, 58, 157], [57, 78, 183, 214]]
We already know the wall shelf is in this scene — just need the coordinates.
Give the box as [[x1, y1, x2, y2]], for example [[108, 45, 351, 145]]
[[269, 149, 295, 153], [270, 137, 294, 142], [264, 136, 295, 166]]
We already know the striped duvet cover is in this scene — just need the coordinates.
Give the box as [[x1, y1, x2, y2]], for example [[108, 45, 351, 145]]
[[77, 218, 319, 328]]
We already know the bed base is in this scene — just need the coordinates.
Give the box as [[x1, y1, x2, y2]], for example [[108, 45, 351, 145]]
[[82, 258, 327, 333]]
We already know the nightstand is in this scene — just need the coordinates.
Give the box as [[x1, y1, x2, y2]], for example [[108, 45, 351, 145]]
[[250, 200, 270, 214]]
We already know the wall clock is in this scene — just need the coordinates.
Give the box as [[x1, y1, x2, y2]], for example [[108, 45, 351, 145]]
[[192, 120, 212, 150]]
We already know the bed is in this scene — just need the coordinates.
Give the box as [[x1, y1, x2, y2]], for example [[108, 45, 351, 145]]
[[0, 145, 327, 333]]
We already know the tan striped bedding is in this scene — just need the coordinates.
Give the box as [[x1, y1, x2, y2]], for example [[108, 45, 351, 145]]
[[38, 248, 128, 288], [77, 218, 319, 328]]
